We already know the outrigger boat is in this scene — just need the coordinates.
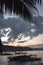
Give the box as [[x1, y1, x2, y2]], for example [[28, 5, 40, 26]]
[[8, 55, 41, 62]]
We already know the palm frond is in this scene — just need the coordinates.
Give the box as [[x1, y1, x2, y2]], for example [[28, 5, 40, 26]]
[[0, 0, 42, 21]]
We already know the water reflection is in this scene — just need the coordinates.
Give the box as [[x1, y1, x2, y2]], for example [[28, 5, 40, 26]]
[[8, 60, 43, 65]]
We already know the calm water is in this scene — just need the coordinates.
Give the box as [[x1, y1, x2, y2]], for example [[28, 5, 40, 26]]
[[0, 51, 43, 65]]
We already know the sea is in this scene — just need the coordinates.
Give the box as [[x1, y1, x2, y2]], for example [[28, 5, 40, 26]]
[[0, 51, 43, 65]]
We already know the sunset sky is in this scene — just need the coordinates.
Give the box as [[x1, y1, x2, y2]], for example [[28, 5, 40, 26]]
[[4, 34, 43, 46], [0, 1, 43, 46]]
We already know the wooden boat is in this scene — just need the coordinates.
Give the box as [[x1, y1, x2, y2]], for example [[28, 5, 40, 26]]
[[8, 55, 41, 62]]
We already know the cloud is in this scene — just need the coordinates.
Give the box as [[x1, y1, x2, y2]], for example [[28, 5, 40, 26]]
[[0, 14, 43, 43]]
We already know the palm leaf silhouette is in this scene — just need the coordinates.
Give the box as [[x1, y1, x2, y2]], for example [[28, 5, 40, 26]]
[[0, 0, 42, 21]]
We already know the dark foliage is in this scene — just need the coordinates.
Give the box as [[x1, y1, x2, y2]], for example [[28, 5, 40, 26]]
[[0, 0, 42, 21], [0, 39, 3, 54]]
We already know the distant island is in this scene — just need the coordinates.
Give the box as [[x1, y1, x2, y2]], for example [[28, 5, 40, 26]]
[[1, 44, 43, 52]]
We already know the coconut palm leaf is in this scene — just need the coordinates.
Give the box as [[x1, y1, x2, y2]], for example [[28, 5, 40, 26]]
[[0, 0, 42, 21]]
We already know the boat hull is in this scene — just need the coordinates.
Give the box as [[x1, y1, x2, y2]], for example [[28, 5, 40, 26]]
[[8, 55, 41, 62]]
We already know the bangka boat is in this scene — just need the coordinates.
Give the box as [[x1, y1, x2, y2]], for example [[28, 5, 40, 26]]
[[8, 55, 41, 62]]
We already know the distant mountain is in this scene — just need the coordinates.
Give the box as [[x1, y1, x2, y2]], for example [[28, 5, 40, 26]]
[[29, 44, 43, 48], [2, 45, 33, 51]]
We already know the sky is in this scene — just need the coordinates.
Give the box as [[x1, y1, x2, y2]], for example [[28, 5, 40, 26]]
[[0, 1, 43, 46], [4, 34, 43, 47]]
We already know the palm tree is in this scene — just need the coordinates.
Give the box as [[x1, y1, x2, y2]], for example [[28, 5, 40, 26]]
[[0, 0, 42, 21], [0, 39, 3, 54]]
